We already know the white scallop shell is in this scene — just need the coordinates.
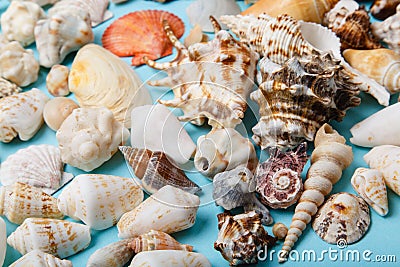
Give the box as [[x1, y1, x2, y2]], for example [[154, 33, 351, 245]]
[[0, 89, 48, 143], [46, 65, 70, 97], [7, 218, 91, 258], [57, 174, 144, 230], [0, 1, 46, 47], [9, 249, 72, 267], [117, 185, 200, 238], [0, 217, 6, 267], [129, 250, 211, 267], [0, 144, 73, 195]]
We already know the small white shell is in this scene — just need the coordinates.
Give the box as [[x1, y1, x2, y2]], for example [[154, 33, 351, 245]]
[[117, 185, 200, 238], [351, 167, 388, 216], [0, 1, 46, 46], [0, 217, 6, 267], [87, 239, 134, 267], [43, 97, 79, 131], [0, 89, 48, 143], [57, 174, 144, 230], [129, 250, 211, 267], [46, 65, 70, 97], [9, 249, 72, 267], [7, 218, 91, 258], [56, 107, 130, 171], [0, 41, 39, 86]]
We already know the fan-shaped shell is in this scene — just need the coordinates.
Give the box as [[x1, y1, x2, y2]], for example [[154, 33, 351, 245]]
[[129, 250, 211, 267], [131, 230, 193, 253], [0, 145, 73, 194], [371, 6, 400, 54], [370, 0, 400, 20], [9, 250, 72, 267], [102, 10, 184, 66], [87, 239, 134, 267], [0, 77, 21, 99], [312, 192, 370, 244]]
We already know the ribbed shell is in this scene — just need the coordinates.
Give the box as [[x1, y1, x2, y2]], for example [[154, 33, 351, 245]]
[[119, 146, 201, 195], [0, 77, 21, 99], [0, 182, 64, 225], [9, 250, 72, 267], [87, 239, 135, 267], [131, 230, 193, 253]]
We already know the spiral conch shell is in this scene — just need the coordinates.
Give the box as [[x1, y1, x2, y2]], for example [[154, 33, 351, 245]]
[[7, 218, 91, 258], [351, 168, 388, 216], [279, 124, 353, 262], [372, 5, 400, 54], [56, 107, 129, 171], [144, 19, 258, 129], [87, 239, 134, 267], [9, 250, 72, 267], [0, 1, 46, 46], [69, 44, 152, 128], [0, 89, 48, 143], [57, 174, 144, 230]]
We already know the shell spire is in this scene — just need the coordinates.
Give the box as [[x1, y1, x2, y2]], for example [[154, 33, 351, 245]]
[[130, 230, 193, 253], [279, 124, 353, 262]]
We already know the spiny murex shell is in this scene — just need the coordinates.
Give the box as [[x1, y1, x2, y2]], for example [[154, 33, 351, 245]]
[[9, 249, 72, 267], [0, 144, 73, 194], [0, 77, 21, 99], [372, 5, 400, 54], [87, 239, 134, 267], [0, 182, 64, 225], [214, 211, 276, 266], [0, 1, 46, 47], [312, 192, 370, 244], [194, 128, 258, 178], [56, 107, 129, 172], [351, 168, 388, 216], [57, 174, 144, 230], [117, 185, 200, 238], [364, 145, 400, 196], [144, 18, 258, 129], [7, 218, 91, 258], [129, 250, 211, 267], [251, 53, 360, 150], [131, 230, 193, 253], [69, 44, 152, 128]]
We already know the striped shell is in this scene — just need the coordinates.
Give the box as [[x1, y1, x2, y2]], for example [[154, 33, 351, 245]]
[[87, 239, 135, 267], [9, 250, 72, 267], [131, 230, 193, 253]]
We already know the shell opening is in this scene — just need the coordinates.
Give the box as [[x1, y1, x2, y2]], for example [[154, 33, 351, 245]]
[[197, 157, 210, 172]]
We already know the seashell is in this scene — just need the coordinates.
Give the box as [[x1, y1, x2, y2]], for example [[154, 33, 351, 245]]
[[186, 0, 241, 32], [212, 166, 274, 225], [0, 182, 64, 225], [18, 0, 60, 7], [323, 2, 382, 50], [9, 249, 72, 267], [129, 250, 211, 267], [144, 18, 259, 128], [351, 168, 388, 216], [372, 5, 400, 54], [183, 24, 208, 47], [130, 104, 196, 165], [214, 211, 276, 266], [272, 222, 288, 240], [87, 239, 135, 267], [241, 0, 339, 23], [194, 128, 258, 178], [371, 0, 400, 20], [0, 1, 46, 46], [364, 145, 400, 196], [34, 4, 94, 68], [46, 65, 70, 97], [312, 192, 370, 244], [43, 97, 79, 131], [102, 10, 185, 66], [69, 44, 152, 128], [131, 230, 193, 253], [0, 144, 73, 194], [350, 102, 400, 147], [56, 107, 130, 172], [119, 146, 201, 195], [117, 185, 200, 238], [255, 143, 308, 209], [0, 77, 21, 99], [0, 41, 39, 86], [0, 89, 48, 143], [57, 174, 144, 230], [7, 218, 91, 258], [279, 124, 353, 262], [251, 53, 360, 150], [0, 217, 6, 266]]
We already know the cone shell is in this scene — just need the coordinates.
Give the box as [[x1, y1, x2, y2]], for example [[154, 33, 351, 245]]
[[69, 44, 152, 128], [0, 88, 48, 143], [0, 77, 21, 99], [43, 97, 79, 131], [9, 249, 72, 267], [7, 218, 91, 258], [0, 182, 64, 225], [57, 174, 143, 230], [131, 230, 193, 253], [117, 185, 200, 238], [119, 146, 201, 195], [87, 239, 135, 267], [312, 192, 370, 244], [371, 6, 400, 54], [129, 250, 211, 267], [214, 211, 276, 265], [351, 168, 388, 216], [370, 0, 400, 20], [46, 65, 70, 97], [102, 10, 184, 66], [0, 217, 6, 266]]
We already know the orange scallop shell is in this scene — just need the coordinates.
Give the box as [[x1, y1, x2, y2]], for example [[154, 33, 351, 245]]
[[102, 10, 184, 66]]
